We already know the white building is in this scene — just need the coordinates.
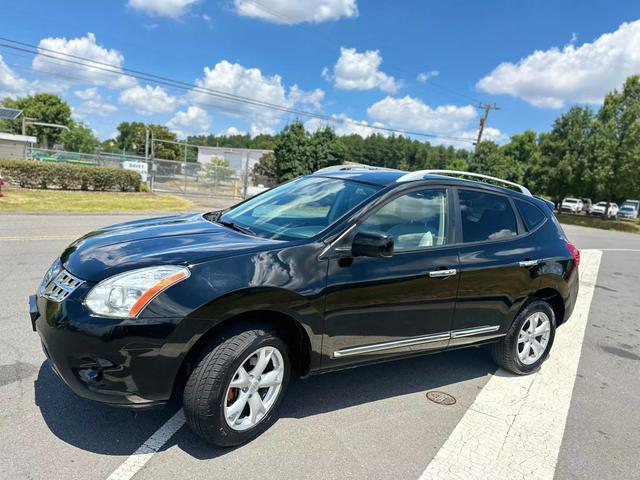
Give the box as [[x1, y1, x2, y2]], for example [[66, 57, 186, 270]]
[[197, 146, 272, 176], [0, 132, 37, 160]]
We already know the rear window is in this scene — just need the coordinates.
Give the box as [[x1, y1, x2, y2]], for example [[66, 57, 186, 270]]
[[458, 189, 518, 243], [515, 199, 546, 231]]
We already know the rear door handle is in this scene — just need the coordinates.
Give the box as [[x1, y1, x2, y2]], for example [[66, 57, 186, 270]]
[[519, 259, 540, 267], [428, 269, 458, 278]]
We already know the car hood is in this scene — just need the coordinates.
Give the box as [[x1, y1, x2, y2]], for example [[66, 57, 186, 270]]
[[60, 213, 281, 282]]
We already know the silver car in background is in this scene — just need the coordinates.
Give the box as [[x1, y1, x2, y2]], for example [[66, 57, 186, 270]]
[[560, 197, 583, 213]]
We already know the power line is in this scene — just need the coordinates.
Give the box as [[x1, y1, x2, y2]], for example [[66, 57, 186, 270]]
[[0, 36, 477, 143]]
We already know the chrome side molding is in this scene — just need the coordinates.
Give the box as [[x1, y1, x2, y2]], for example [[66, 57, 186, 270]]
[[450, 325, 500, 339], [333, 332, 450, 358], [333, 325, 501, 358]]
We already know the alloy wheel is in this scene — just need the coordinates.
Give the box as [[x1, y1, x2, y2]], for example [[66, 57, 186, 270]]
[[517, 312, 551, 365], [223, 346, 285, 431]]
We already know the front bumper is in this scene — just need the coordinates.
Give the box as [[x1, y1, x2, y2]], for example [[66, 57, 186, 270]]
[[30, 290, 191, 409]]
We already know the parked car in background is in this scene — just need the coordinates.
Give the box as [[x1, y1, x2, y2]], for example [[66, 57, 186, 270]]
[[591, 202, 619, 218], [560, 197, 583, 213], [620, 200, 640, 220], [581, 198, 594, 215], [618, 205, 639, 221]]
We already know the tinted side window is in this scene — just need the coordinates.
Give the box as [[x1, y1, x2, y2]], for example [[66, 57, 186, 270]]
[[515, 199, 546, 231], [458, 189, 517, 243], [358, 188, 448, 251]]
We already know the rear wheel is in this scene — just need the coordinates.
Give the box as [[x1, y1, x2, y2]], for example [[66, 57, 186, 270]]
[[491, 300, 556, 375], [183, 324, 290, 446]]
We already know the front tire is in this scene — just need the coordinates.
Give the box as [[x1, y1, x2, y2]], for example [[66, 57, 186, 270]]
[[491, 300, 556, 375], [183, 324, 290, 447]]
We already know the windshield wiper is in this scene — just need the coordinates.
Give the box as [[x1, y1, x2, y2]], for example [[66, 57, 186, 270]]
[[216, 219, 255, 236]]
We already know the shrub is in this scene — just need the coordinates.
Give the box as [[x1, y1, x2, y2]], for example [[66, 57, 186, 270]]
[[0, 159, 141, 192]]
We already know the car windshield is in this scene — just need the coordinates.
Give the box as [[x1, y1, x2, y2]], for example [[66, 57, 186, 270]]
[[564, 199, 578, 203], [621, 206, 634, 212], [216, 176, 380, 241], [596, 202, 607, 206]]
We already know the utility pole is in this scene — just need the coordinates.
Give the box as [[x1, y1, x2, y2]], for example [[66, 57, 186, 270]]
[[474, 103, 500, 151]]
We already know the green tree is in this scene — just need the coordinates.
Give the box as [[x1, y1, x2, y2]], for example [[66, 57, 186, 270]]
[[309, 126, 346, 171], [537, 106, 594, 202], [116, 122, 181, 159], [60, 122, 100, 153], [589, 75, 640, 203], [252, 152, 277, 185], [469, 141, 518, 181], [1, 93, 72, 147], [205, 157, 235, 184], [274, 121, 311, 182]]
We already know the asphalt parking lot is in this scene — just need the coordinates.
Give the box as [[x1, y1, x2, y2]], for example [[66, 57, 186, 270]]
[[1, 213, 639, 480]]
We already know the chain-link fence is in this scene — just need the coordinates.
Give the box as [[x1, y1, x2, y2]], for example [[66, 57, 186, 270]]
[[25, 146, 272, 200]]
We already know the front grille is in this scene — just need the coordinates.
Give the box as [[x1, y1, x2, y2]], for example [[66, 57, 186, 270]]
[[42, 268, 84, 302]]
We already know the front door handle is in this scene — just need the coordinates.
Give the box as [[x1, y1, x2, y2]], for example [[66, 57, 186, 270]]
[[428, 268, 458, 278], [519, 259, 540, 267]]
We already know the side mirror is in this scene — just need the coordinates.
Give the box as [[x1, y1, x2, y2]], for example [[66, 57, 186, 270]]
[[351, 231, 394, 258]]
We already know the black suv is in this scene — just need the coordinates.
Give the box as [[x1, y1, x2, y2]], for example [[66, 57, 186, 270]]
[[30, 168, 580, 446]]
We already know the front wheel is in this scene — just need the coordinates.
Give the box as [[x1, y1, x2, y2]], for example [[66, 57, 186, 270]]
[[183, 325, 290, 446], [491, 300, 556, 375]]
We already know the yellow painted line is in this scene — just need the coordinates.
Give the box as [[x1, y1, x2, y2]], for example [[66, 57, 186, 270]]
[[0, 235, 77, 241]]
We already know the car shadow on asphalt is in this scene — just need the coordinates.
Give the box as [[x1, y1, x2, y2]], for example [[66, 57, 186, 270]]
[[34, 346, 495, 459]]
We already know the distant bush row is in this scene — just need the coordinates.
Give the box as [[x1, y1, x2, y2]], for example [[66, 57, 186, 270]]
[[0, 159, 142, 192]]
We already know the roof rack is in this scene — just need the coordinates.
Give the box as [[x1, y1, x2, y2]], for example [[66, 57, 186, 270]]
[[396, 169, 532, 196], [315, 164, 400, 174]]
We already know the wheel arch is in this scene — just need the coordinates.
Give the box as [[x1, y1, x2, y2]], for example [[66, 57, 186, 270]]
[[526, 287, 566, 325], [172, 307, 315, 401]]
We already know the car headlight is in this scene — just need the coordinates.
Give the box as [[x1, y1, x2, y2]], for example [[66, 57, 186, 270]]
[[85, 266, 190, 318]]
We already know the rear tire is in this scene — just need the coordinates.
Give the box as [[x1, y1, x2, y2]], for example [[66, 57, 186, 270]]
[[183, 324, 290, 447], [491, 300, 556, 375]]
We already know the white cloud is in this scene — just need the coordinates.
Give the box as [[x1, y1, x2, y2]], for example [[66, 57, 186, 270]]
[[477, 19, 640, 108], [119, 84, 177, 115], [431, 126, 505, 149], [305, 113, 388, 137], [191, 60, 323, 130], [220, 126, 245, 136], [128, 0, 199, 18], [367, 96, 477, 133], [417, 70, 440, 83], [72, 87, 117, 119], [250, 124, 276, 137], [328, 47, 400, 93], [166, 105, 211, 138], [33, 33, 136, 89], [0, 54, 32, 98], [74, 87, 100, 101], [288, 84, 325, 111], [234, 0, 357, 24], [0, 54, 65, 98]]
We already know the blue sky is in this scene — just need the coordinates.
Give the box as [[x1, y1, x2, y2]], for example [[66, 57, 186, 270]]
[[1, 0, 639, 148]]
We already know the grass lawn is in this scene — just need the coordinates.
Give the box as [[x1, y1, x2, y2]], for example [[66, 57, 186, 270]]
[[0, 189, 192, 212], [556, 212, 640, 234]]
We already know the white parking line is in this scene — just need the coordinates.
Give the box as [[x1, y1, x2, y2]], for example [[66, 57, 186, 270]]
[[106, 410, 185, 480], [419, 249, 602, 480], [597, 248, 640, 252]]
